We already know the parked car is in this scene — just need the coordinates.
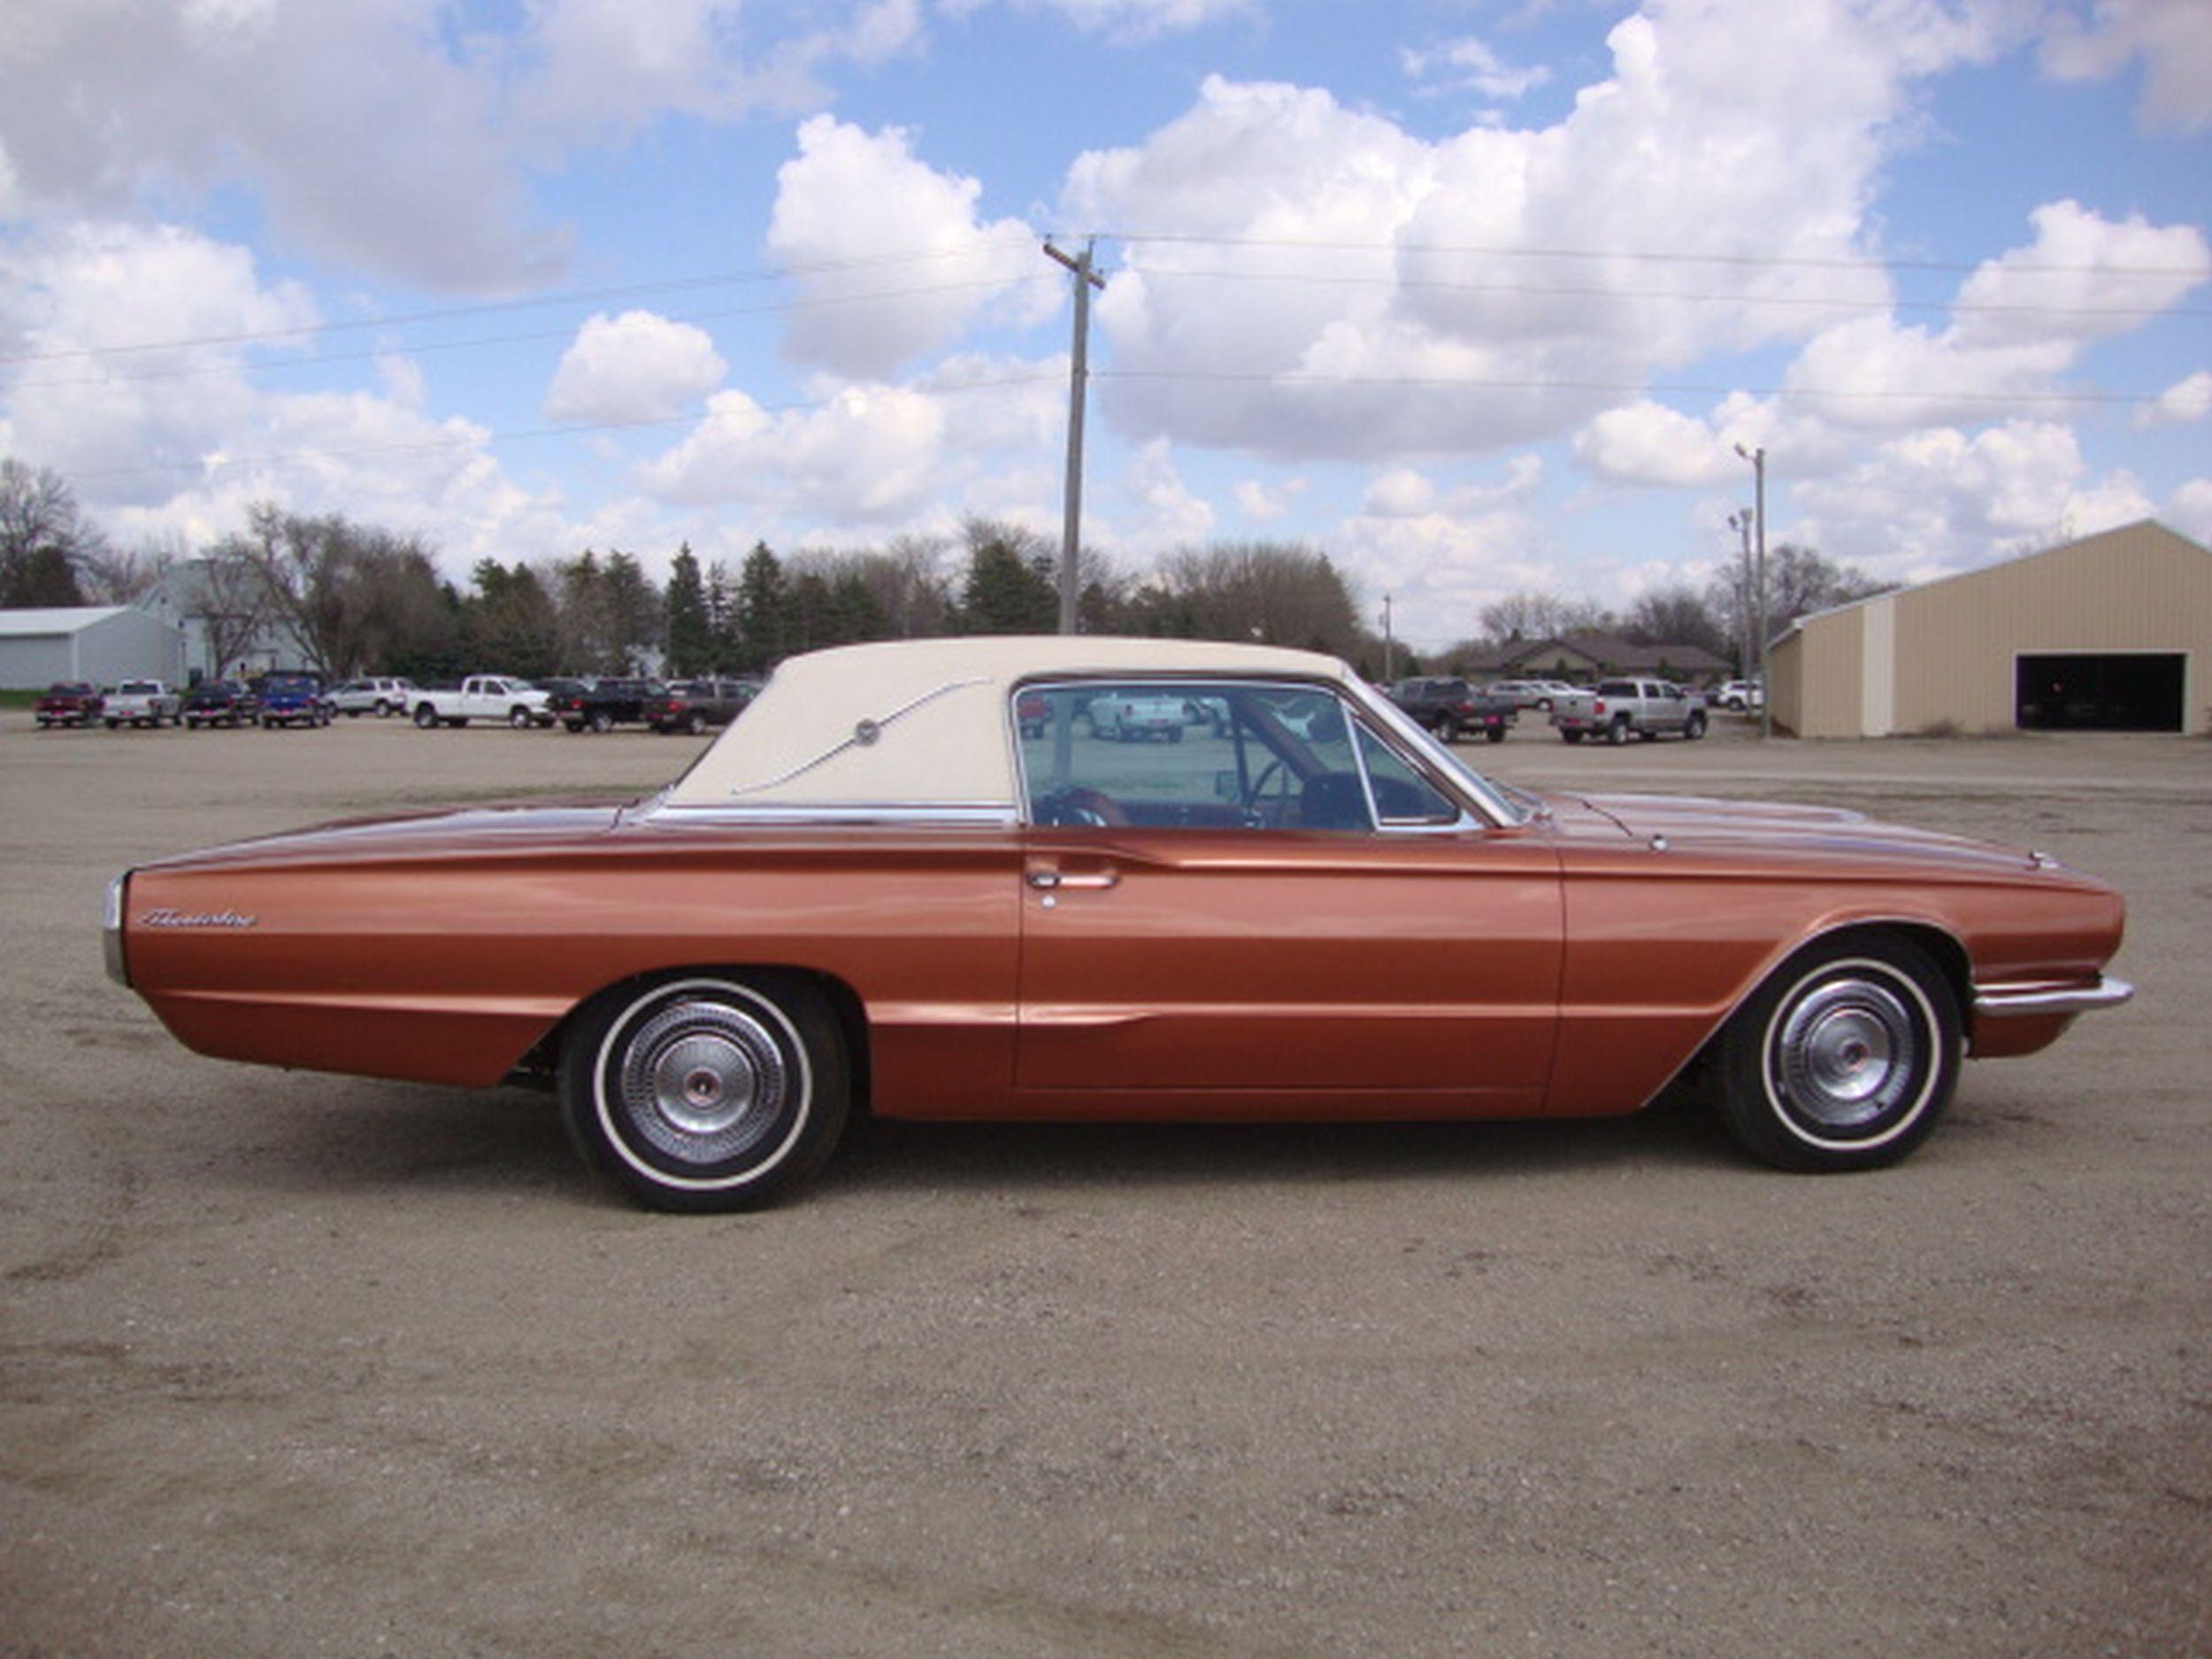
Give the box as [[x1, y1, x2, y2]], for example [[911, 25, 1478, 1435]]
[[550, 677, 667, 733], [1482, 679, 1571, 711], [179, 680, 260, 729], [256, 673, 331, 728], [328, 677, 418, 718], [1717, 680, 1765, 712], [645, 678, 759, 735], [104, 635, 2131, 1213], [1549, 679, 1708, 745], [104, 680, 182, 728], [1387, 677, 1516, 743], [1087, 691, 1187, 741], [35, 682, 105, 728], [410, 676, 554, 729]]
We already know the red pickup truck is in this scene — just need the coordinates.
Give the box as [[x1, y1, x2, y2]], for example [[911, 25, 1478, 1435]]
[[34, 682, 104, 728]]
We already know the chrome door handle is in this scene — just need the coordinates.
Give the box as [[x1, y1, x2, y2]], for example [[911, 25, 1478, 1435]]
[[1026, 869, 1118, 891]]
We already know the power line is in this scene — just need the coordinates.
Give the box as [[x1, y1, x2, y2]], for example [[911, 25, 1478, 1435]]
[[12, 226, 2200, 373], [1100, 229, 2212, 280], [1093, 368, 2162, 408], [1130, 265, 2211, 322], [56, 370, 1065, 486], [10, 272, 1052, 393], [0, 237, 1046, 367]]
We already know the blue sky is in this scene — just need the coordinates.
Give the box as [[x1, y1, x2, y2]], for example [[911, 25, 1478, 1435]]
[[1, 0, 2206, 650]]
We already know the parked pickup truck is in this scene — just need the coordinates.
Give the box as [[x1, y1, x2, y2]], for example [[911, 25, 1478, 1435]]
[[1088, 692, 1189, 742], [549, 677, 666, 733], [1386, 677, 1517, 743], [104, 680, 182, 728], [410, 675, 554, 729], [257, 672, 332, 728], [35, 681, 104, 728], [1549, 678, 1708, 745]]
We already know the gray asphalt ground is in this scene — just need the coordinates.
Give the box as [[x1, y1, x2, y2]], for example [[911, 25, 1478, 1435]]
[[3, 711, 2206, 1657]]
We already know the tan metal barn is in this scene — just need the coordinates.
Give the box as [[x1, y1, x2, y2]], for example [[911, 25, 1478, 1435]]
[[1770, 520, 2212, 738]]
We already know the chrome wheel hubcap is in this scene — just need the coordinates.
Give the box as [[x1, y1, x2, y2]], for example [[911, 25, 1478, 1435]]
[[1775, 977, 1918, 1130], [617, 999, 791, 1164]]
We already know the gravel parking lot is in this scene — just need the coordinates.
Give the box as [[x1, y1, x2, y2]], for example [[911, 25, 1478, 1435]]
[[3, 712, 2207, 1657]]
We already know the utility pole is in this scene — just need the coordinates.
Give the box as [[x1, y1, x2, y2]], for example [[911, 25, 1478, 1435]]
[[1381, 595, 1395, 684], [1735, 443, 1770, 737], [1044, 237, 1105, 635]]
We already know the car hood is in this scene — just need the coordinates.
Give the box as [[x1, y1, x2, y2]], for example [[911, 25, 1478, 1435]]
[[1551, 789, 2070, 881]]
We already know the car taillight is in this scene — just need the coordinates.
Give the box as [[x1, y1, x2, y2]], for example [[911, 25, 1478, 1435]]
[[1594, 701, 1607, 715]]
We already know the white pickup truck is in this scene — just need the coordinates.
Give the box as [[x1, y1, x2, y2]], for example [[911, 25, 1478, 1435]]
[[1548, 678, 1708, 745], [104, 680, 182, 728], [409, 676, 554, 729], [1088, 692, 1189, 742]]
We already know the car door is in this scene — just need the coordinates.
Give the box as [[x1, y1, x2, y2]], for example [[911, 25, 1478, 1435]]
[[1013, 678, 1562, 1115]]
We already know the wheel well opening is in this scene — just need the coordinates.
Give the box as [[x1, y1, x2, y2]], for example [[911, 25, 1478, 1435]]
[[515, 965, 874, 1112]]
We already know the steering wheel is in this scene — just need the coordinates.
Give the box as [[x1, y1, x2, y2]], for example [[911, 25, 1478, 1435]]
[[1240, 760, 1291, 827], [1036, 786, 1129, 827]]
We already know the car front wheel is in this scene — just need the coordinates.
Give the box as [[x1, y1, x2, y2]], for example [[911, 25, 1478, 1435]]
[[559, 973, 850, 1211], [1713, 936, 1960, 1172]]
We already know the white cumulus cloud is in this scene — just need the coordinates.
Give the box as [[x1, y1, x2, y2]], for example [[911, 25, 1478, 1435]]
[[767, 115, 1056, 379], [2139, 370, 2212, 428], [546, 311, 727, 425]]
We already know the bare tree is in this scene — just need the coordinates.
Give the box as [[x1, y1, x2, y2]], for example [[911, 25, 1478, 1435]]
[[0, 458, 106, 606], [1622, 586, 1728, 657], [218, 502, 445, 674], [1705, 542, 1891, 661], [193, 549, 275, 678], [1478, 590, 1617, 644], [1132, 541, 1362, 655], [79, 532, 183, 605]]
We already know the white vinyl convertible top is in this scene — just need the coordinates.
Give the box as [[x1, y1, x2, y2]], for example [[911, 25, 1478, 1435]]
[[664, 635, 1355, 812]]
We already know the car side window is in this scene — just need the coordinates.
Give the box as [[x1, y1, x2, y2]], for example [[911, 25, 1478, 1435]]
[[1019, 680, 1386, 833], [1354, 726, 1459, 824]]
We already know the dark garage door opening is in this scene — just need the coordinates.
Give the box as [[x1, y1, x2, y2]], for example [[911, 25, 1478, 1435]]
[[2016, 653, 2185, 732]]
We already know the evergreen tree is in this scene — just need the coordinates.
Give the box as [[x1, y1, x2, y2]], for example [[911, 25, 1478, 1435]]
[[956, 520, 1056, 634], [664, 543, 712, 676], [735, 541, 786, 673]]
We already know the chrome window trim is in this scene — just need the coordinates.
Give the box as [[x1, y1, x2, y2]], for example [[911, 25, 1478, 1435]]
[[647, 801, 1020, 828]]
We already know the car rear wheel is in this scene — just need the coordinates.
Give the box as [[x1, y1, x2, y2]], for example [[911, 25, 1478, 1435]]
[[1561, 728, 1583, 744], [1713, 936, 1960, 1172], [588, 710, 613, 733], [1485, 724, 1507, 742], [1607, 718, 1630, 745], [559, 973, 850, 1211], [414, 704, 437, 728], [1686, 711, 1707, 740], [686, 710, 707, 735]]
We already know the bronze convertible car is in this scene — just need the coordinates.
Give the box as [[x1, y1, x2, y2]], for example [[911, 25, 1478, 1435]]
[[104, 637, 2131, 1210]]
